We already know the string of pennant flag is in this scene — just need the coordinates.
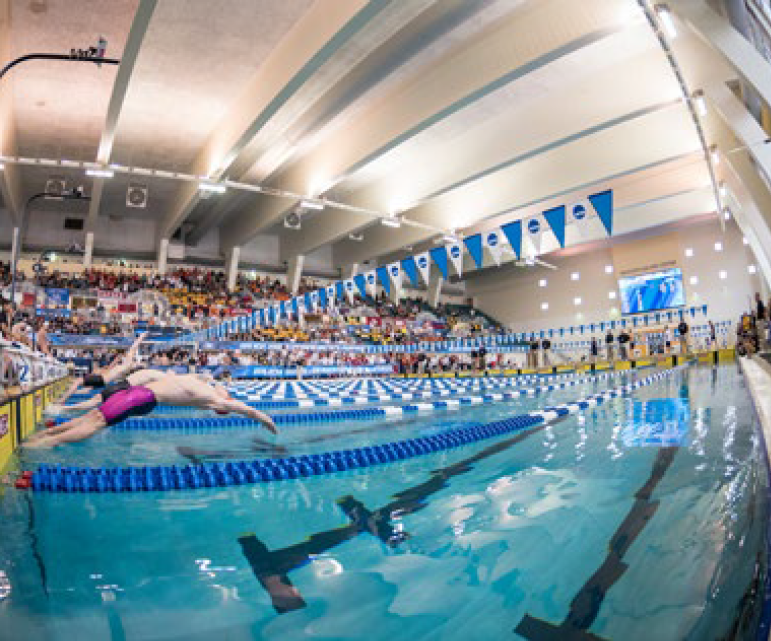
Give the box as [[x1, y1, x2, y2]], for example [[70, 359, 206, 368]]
[[177, 190, 614, 344]]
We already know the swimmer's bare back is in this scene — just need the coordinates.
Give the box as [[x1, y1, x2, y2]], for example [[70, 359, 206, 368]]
[[145, 375, 277, 433]]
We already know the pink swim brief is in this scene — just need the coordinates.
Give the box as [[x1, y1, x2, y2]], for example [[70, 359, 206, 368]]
[[99, 386, 157, 426]]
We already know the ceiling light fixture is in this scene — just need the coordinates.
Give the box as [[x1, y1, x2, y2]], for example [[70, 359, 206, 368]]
[[718, 181, 727, 198], [300, 199, 325, 211], [692, 90, 707, 116], [654, 4, 677, 38], [198, 181, 226, 193], [85, 168, 114, 178], [381, 216, 402, 229], [709, 145, 720, 165], [348, 232, 364, 242]]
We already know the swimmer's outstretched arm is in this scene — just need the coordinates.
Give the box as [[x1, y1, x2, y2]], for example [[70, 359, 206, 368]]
[[24, 409, 107, 447], [58, 395, 102, 411], [125, 332, 147, 362], [209, 397, 277, 434]]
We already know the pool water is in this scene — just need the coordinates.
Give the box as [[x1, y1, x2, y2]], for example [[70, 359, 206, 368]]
[[0, 364, 768, 640]]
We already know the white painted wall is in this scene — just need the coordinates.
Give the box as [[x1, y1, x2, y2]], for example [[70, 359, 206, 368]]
[[467, 217, 763, 331]]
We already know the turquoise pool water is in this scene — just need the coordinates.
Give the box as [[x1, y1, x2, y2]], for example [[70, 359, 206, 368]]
[[0, 364, 768, 640]]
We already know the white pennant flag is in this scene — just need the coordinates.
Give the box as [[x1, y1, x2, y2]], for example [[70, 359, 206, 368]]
[[388, 262, 402, 294], [365, 270, 377, 296], [483, 228, 506, 266], [525, 214, 544, 255], [344, 279, 356, 304], [326, 285, 336, 307], [415, 252, 431, 284], [310, 291, 319, 311], [447, 243, 463, 277]]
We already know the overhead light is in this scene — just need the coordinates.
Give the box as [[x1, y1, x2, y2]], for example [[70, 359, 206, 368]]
[[573, 297, 582, 306], [541, 302, 549, 311], [608, 291, 617, 300], [654, 4, 677, 38], [749, 265, 757, 274], [719, 181, 727, 198], [442, 234, 459, 244], [692, 90, 707, 116], [689, 276, 698, 285], [571, 272, 580, 281], [719, 270, 727, 279], [381, 216, 402, 228], [524, 257, 535, 266], [685, 247, 694, 257], [723, 208, 731, 220], [349, 232, 364, 242], [85, 168, 114, 178], [300, 199, 325, 210], [743, 236, 749, 245], [709, 145, 720, 165], [198, 181, 226, 193], [538, 279, 547, 287], [0, 163, 4, 171], [604, 265, 613, 274], [714, 241, 723, 251]]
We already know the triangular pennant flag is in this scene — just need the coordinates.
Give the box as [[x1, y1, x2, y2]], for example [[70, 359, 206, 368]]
[[525, 215, 543, 255], [483, 228, 504, 266], [279, 301, 287, 319], [447, 243, 463, 277], [344, 279, 356, 304], [401, 257, 419, 287], [353, 274, 367, 298], [388, 262, 402, 293], [415, 252, 431, 284], [319, 287, 328, 309], [377, 266, 391, 295], [306, 292, 315, 311], [464, 234, 483, 268], [335, 281, 345, 302], [543, 205, 566, 248], [291, 298, 299, 317], [429, 247, 449, 279], [588, 189, 613, 236], [365, 270, 378, 296], [501, 220, 521, 260]]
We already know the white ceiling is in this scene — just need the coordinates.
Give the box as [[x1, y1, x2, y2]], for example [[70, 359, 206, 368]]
[[0, 0, 718, 273]]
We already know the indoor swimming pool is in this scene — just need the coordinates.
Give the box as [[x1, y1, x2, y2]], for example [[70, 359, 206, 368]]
[[0, 364, 768, 640]]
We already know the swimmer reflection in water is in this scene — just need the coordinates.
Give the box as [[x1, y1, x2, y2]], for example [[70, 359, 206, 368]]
[[24, 373, 277, 447]]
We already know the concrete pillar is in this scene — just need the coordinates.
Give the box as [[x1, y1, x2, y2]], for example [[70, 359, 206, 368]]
[[83, 232, 94, 268], [342, 263, 359, 280], [428, 269, 444, 308], [157, 238, 169, 276], [225, 246, 241, 292], [10, 225, 19, 272], [287, 254, 305, 295]]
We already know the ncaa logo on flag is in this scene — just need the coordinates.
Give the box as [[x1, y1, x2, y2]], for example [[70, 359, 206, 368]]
[[390, 266, 399, 276], [486, 232, 498, 247], [367, 274, 375, 284], [528, 219, 540, 234], [450, 246, 461, 258], [573, 204, 586, 220], [418, 256, 428, 268], [346, 282, 353, 290]]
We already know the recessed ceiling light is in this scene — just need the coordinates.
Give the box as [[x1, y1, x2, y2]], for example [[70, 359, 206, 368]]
[[541, 302, 549, 311], [685, 248, 694, 257], [714, 241, 723, 251], [538, 279, 547, 287], [571, 272, 580, 281], [574, 297, 582, 306]]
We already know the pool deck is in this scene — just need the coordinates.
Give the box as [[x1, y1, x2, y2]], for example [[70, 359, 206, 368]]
[[742, 355, 771, 453]]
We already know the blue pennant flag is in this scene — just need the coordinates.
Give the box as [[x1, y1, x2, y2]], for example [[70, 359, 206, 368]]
[[543, 205, 566, 248], [268, 307, 276, 325], [377, 266, 391, 295], [589, 189, 613, 236], [353, 274, 367, 298], [304, 292, 313, 311], [279, 301, 287, 318], [429, 247, 449, 280], [318, 288, 327, 309], [401, 257, 419, 287], [500, 220, 522, 259], [701, 304, 708, 316], [291, 298, 299, 316], [335, 281, 345, 301], [464, 234, 484, 268], [259, 309, 266, 326]]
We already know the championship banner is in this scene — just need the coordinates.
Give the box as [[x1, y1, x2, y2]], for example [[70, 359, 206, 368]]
[[414, 252, 431, 284], [483, 228, 505, 266], [447, 243, 463, 277], [401, 258, 419, 288], [429, 247, 449, 279]]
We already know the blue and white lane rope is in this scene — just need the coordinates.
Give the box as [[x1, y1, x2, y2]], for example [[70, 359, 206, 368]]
[[52, 370, 633, 431], [27, 368, 679, 493]]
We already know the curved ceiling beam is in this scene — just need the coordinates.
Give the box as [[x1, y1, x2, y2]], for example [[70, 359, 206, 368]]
[[86, 0, 157, 232], [219, 0, 629, 253]]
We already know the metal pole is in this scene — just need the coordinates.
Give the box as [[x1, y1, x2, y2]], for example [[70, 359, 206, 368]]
[[1, 53, 120, 80]]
